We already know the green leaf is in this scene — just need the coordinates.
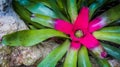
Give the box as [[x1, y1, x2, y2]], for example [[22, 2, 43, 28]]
[[93, 31, 120, 44], [16, 0, 58, 18], [28, 3, 58, 18], [15, 0, 30, 6], [61, 0, 71, 21], [31, 14, 54, 28], [13, 0, 31, 23], [38, 40, 70, 67], [2, 29, 68, 46], [56, 0, 64, 11], [89, 0, 107, 18], [67, 0, 78, 22], [78, 46, 92, 67], [109, 20, 120, 26], [90, 52, 111, 67], [28, 25, 37, 30], [99, 4, 120, 25], [64, 48, 78, 67], [101, 42, 120, 61], [77, 0, 87, 10], [96, 26, 120, 33], [97, 59, 111, 67], [13, 1, 45, 29], [46, 0, 68, 21], [88, 0, 95, 5]]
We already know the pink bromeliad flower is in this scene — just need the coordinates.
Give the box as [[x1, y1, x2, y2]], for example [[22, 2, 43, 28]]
[[54, 7, 107, 58]]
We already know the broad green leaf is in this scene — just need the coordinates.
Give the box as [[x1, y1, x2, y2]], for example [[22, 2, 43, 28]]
[[97, 59, 111, 67], [77, 0, 87, 10], [2, 29, 68, 46], [29, 25, 37, 30], [99, 4, 120, 25], [78, 46, 92, 67], [56, 0, 70, 21], [109, 20, 120, 26], [90, 4, 120, 30], [101, 42, 120, 61], [46, 0, 68, 21], [93, 31, 120, 44], [91, 52, 111, 67], [38, 40, 70, 67], [64, 48, 78, 67], [61, 0, 71, 21], [27, 3, 58, 18], [97, 26, 120, 33], [67, 0, 78, 22], [88, 0, 95, 5], [15, 0, 30, 6], [13, 1, 45, 29], [56, 0, 64, 11], [89, 0, 107, 18], [16, 0, 66, 20], [31, 14, 54, 28], [16, 0, 58, 18], [13, 0, 31, 23]]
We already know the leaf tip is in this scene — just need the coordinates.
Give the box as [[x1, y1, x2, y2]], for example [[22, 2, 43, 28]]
[[91, 45, 107, 58]]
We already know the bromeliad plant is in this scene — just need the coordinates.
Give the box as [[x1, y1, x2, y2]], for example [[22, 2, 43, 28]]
[[1, 0, 120, 67]]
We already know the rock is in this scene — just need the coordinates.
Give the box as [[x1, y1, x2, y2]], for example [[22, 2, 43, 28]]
[[0, 0, 28, 39], [0, 0, 59, 66], [10, 46, 42, 66], [0, 46, 11, 67], [0, 0, 27, 66], [108, 59, 120, 67], [10, 39, 59, 66]]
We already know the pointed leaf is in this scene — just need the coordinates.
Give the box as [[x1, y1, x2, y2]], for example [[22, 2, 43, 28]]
[[89, 0, 107, 18], [77, 0, 88, 10], [61, 0, 71, 20], [78, 46, 92, 67], [16, 0, 58, 18], [97, 58, 111, 67], [47, 0, 68, 21], [93, 31, 120, 44], [38, 40, 70, 67], [64, 47, 78, 67], [2, 29, 68, 46], [31, 14, 54, 28], [29, 25, 37, 30], [89, 4, 120, 32], [88, 0, 95, 5], [91, 52, 111, 67], [13, 1, 45, 29], [96, 26, 120, 33], [67, 0, 78, 22], [13, 1, 31, 23], [101, 42, 120, 61], [56, 0, 64, 11], [101, 4, 120, 24]]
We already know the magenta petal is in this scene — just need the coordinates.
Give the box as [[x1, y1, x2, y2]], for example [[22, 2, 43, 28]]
[[101, 51, 107, 58], [70, 32, 80, 42], [89, 17, 107, 33], [73, 7, 89, 33], [70, 41, 81, 50], [80, 33, 99, 49], [54, 19, 73, 34]]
